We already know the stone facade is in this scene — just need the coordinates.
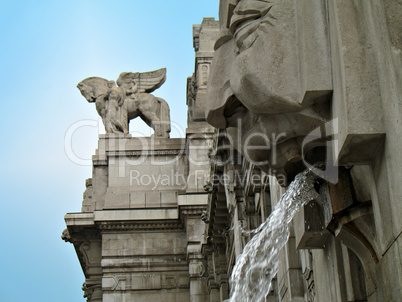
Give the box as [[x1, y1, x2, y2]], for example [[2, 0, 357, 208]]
[[64, 1, 402, 301], [63, 133, 213, 302], [203, 1, 401, 301]]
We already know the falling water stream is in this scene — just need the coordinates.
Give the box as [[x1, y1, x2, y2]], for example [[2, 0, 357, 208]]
[[228, 168, 320, 302]]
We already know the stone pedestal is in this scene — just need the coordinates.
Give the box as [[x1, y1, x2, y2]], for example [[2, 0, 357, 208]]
[[64, 133, 212, 302]]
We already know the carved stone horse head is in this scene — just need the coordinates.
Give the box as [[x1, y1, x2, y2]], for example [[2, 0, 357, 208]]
[[77, 77, 109, 103]]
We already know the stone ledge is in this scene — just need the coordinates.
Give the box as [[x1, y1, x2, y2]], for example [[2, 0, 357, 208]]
[[99, 134, 132, 139], [100, 137, 186, 150], [64, 212, 95, 227], [94, 208, 179, 222]]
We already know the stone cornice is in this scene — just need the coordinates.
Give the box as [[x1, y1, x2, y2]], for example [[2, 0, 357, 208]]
[[98, 221, 183, 231], [180, 205, 208, 216], [64, 212, 95, 227], [107, 150, 185, 157], [93, 159, 107, 166]]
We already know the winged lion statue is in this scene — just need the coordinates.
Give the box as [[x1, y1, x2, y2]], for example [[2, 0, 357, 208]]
[[77, 68, 171, 138]]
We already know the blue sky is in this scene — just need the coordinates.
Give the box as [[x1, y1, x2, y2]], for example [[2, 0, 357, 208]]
[[0, 1, 218, 301]]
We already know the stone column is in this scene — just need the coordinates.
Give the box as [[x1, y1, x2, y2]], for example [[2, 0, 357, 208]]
[[189, 257, 208, 302], [181, 200, 210, 302], [212, 249, 229, 301]]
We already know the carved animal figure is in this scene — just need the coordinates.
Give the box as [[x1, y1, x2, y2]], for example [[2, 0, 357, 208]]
[[77, 68, 171, 138], [206, 0, 332, 183]]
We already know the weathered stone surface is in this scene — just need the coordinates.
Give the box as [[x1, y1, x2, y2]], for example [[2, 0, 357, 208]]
[[65, 128, 210, 301], [293, 200, 330, 250], [328, 0, 386, 165], [188, 18, 220, 123]]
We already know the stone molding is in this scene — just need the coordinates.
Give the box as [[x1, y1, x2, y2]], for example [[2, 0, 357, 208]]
[[107, 150, 185, 157], [92, 159, 107, 166], [180, 205, 207, 216], [98, 221, 183, 231], [102, 273, 190, 291]]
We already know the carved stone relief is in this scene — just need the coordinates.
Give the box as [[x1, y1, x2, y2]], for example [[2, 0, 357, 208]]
[[81, 178, 93, 212], [300, 249, 315, 302], [206, 0, 332, 183]]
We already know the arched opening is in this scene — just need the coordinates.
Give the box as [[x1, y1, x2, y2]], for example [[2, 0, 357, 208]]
[[343, 246, 368, 302]]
